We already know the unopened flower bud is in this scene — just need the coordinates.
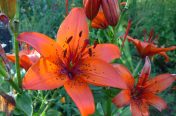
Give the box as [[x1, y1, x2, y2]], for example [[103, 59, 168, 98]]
[[101, 0, 120, 26], [83, 0, 101, 20]]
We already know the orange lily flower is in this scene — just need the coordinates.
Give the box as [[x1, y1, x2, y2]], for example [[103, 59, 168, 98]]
[[17, 8, 127, 116], [112, 57, 175, 116], [91, 9, 109, 29], [7, 50, 40, 71], [127, 30, 176, 62]]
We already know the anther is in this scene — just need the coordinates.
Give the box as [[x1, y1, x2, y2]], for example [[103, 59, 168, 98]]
[[93, 40, 98, 49], [80, 39, 90, 53], [79, 31, 83, 37], [88, 48, 92, 57], [148, 28, 154, 42], [63, 49, 67, 57], [66, 36, 73, 44]]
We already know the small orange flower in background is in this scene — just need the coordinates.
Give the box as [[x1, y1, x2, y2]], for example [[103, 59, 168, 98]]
[[17, 8, 127, 116], [91, 9, 108, 29], [83, 0, 120, 27], [112, 57, 175, 116], [127, 29, 176, 62], [7, 50, 40, 71]]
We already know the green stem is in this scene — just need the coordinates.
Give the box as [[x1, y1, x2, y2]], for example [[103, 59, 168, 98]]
[[14, 32, 22, 88], [40, 90, 58, 115], [106, 98, 111, 116], [38, 91, 50, 113], [132, 59, 142, 76], [0, 64, 21, 93], [9, 22, 22, 89], [8, 78, 22, 93]]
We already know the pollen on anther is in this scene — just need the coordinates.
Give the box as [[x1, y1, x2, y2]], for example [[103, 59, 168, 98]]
[[79, 31, 83, 37], [63, 49, 67, 57], [88, 48, 92, 57]]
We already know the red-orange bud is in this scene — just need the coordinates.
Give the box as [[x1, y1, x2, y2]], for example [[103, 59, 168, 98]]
[[83, 0, 101, 20], [101, 0, 120, 26]]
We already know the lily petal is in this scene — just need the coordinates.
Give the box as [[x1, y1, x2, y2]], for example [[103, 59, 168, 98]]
[[142, 93, 167, 112], [130, 100, 149, 116], [23, 58, 67, 90], [158, 52, 169, 62], [17, 32, 62, 63], [91, 10, 109, 29], [80, 58, 127, 89], [92, 44, 121, 63], [57, 8, 89, 50], [150, 46, 176, 55], [7, 54, 31, 71], [144, 74, 175, 93], [64, 78, 95, 116], [137, 57, 151, 86], [112, 90, 131, 107], [113, 64, 134, 89]]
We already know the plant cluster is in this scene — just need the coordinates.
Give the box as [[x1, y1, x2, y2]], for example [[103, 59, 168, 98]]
[[0, 0, 176, 116]]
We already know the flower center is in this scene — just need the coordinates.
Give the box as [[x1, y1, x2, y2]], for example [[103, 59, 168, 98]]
[[131, 87, 143, 100], [59, 31, 99, 80]]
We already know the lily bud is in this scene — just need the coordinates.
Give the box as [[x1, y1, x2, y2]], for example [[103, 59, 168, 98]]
[[0, 0, 17, 19], [83, 0, 101, 20], [101, 0, 120, 26]]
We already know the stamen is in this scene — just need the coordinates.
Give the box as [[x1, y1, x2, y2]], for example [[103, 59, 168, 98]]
[[93, 40, 98, 49], [148, 28, 154, 42], [68, 72, 73, 80], [79, 31, 83, 37], [66, 36, 73, 44], [63, 49, 67, 58], [152, 35, 158, 43], [123, 19, 132, 47], [80, 39, 90, 53], [88, 48, 92, 57]]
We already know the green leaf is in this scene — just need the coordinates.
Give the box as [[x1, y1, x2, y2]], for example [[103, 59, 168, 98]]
[[0, 112, 6, 116], [46, 109, 62, 116], [0, 81, 10, 92], [16, 93, 33, 116]]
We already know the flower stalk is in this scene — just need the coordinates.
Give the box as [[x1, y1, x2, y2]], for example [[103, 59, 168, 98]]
[[10, 20, 22, 89]]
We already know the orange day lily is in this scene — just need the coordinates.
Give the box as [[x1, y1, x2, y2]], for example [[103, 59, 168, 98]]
[[7, 50, 40, 71], [112, 57, 175, 116], [17, 8, 127, 116], [127, 29, 176, 62]]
